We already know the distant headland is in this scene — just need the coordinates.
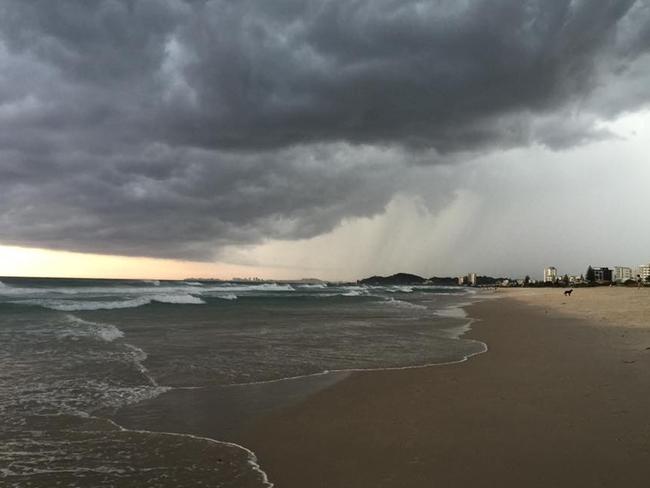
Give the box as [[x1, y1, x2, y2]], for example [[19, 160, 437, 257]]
[[357, 273, 504, 286]]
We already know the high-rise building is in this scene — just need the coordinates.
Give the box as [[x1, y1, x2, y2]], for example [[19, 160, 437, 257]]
[[614, 267, 633, 282], [468, 273, 477, 286], [593, 267, 613, 282], [543, 267, 558, 283], [638, 264, 650, 281], [458, 273, 477, 286]]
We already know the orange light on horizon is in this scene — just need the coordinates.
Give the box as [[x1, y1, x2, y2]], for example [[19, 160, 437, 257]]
[[0, 245, 264, 281]]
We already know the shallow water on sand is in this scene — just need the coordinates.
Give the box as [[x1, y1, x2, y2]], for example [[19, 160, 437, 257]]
[[0, 278, 485, 486]]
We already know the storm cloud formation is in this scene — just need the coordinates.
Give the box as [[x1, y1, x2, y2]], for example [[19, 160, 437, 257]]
[[1, 0, 650, 260]]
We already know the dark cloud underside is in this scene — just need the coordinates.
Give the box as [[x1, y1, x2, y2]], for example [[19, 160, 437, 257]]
[[1, 0, 649, 260]]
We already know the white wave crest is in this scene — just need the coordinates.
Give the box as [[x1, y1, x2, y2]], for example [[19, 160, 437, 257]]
[[386, 286, 414, 293], [22, 293, 205, 311], [151, 293, 205, 305], [204, 283, 295, 293], [60, 315, 125, 342], [341, 290, 364, 296], [385, 298, 427, 310], [337, 286, 368, 297], [41, 296, 152, 311], [434, 304, 469, 319], [216, 293, 238, 300], [183, 281, 203, 286], [143, 280, 161, 286]]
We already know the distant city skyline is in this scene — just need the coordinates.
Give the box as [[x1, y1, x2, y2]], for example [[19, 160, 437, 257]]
[[3, 242, 650, 283]]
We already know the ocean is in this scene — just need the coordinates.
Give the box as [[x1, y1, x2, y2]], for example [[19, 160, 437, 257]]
[[0, 277, 486, 487]]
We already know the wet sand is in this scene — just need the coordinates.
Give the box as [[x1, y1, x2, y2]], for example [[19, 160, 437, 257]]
[[238, 295, 650, 487]]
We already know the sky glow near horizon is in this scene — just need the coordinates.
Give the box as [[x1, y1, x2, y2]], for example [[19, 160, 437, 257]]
[[1, 1, 650, 281]]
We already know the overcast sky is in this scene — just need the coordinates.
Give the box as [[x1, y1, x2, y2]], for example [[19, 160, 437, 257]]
[[1, 0, 650, 280]]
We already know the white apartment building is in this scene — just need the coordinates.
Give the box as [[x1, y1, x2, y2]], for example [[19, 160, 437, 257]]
[[458, 273, 478, 286], [543, 266, 558, 283], [468, 273, 477, 286], [638, 264, 650, 281], [614, 267, 633, 282]]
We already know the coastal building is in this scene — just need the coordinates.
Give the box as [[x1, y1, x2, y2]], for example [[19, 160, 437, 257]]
[[593, 267, 613, 282], [568, 275, 583, 284], [543, 267, 558, 283], [458, 273, 477, 286], [614, 267, 633, 282], [468, 273, 477, 286], [638, 264, 650, 281]]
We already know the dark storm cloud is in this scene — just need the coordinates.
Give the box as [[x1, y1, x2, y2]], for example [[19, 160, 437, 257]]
[[1, 0, 649, 259], [0, 142, 407, 259]]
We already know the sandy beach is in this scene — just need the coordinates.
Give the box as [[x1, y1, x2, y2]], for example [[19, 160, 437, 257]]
[[503, 286, 650, 328], [237, 289, 650, 487]]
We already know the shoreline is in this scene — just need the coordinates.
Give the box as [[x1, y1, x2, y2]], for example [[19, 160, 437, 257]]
[[236, 294, 650, 487], [110, 293, 487, 486]]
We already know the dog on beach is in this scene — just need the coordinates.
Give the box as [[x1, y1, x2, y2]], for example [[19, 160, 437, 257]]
[[564, 289, 573, 296]]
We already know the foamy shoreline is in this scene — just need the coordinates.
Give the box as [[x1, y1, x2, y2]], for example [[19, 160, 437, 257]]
[[110, 295, 489, 486]]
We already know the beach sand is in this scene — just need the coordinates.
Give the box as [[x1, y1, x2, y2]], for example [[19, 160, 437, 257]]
[[503, 286, 650, 328], [236, 290, 650, 487]]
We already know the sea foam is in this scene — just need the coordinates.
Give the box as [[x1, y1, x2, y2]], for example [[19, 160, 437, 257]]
[[341, 289, 364, 296], [23, 293, 205, 311], [203, 283, 295, 293], [150, 293, 205, 305], [216, 293, 238, 300], [385, 298, 427, 310], [434, 304, 470, 319], [61, 314, 125, 342], [386, 285, 414, 293]]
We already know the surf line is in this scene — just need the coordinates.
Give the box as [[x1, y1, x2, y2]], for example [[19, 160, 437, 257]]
[[169, 301, 491, 391], [91, 416, 274, 488], [90, 297, 490, 486]]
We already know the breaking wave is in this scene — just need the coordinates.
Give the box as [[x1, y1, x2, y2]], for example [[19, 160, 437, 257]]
[[60, 314, 125, 342], [150, 293, 206, 305], [385, 286, 414, 293], [341, 289, 365, 296], [215, 293, 238, 300], [204, 283, 295, 293], [384, 298, 428, 310], [18, 293, 205, 311], [434, 304, 470, 319]]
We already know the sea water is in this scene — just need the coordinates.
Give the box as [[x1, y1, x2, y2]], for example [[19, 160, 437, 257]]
[[0, 277, 486, 487]]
